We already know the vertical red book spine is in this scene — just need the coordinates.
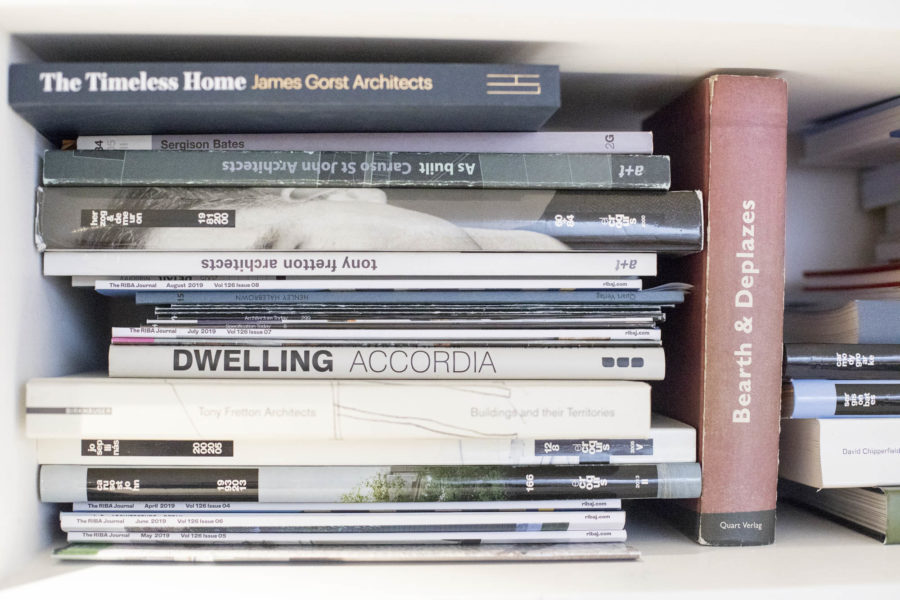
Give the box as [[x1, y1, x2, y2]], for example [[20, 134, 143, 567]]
[[645, 74, 787, 545]]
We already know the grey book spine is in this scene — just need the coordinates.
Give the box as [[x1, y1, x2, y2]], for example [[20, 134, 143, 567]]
[[39, 463, 702, 503], [9, 62, 561, 140], [42, 150, 670, 190], [783, 343, 900, 379], [35, 187, 702, 254]]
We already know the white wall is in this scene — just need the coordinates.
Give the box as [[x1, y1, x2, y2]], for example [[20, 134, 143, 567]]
[[0, 34, 105, 581]]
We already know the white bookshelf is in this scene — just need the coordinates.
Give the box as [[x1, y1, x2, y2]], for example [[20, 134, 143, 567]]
[[1, 0, 899, 595]]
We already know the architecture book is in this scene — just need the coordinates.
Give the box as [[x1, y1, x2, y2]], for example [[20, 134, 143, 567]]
[[104, 343, 666, 380], [109, 327, 662, 344], [779, 417, 900, 487], [783, 343, 900, 379], [35, 412, 695, 465], [41, 251, 657, 278], [782, 379, 900, 418], [70, 499, 623, 513], [801, 96, 900, 167], [57, 510, 626, 533], [8, 62, 561, 140], [643, 74, 788, 545], [64, 530, 629, 545], [51, 541, 640, 562], [91, 277, 647, 295], [778, 480, 900, 544], [38, 463, 703, 503], [801, 263, 900, 290], [41, 150, 671, 190], [783, 300, 900, 344], [34, 187, 703, 255], [72, 131, 653, 153], [25, 377, 653, 441], [129, 287, 691, 306]]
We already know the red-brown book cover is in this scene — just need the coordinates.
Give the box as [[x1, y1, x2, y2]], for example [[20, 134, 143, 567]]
[[644, 75, 787, 545]]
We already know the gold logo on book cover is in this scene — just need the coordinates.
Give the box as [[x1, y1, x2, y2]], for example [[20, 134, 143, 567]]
[[486, 74, 542, 95]]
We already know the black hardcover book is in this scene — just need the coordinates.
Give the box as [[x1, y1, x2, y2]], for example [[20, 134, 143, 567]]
[[783, 343, 900, 379], [9, 62, 560, 141], [782, 378, 900, 418], [42, 150, 671, 190], [35, 187, 703, 255]]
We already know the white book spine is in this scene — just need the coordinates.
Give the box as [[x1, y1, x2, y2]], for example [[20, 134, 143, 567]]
[[780, 417, 900, 487], [70, 499, 623, 512], [93, 277, 643, 292], [67, 529, 628, 544], [37, 429, 695, 466], [26, 377, 653, 440], [112, 326, 662, 343], [103, 344, 664, 381], [74, 132, 654, 154], [42, 251, 656, 277], [59, 510, 625, 532]]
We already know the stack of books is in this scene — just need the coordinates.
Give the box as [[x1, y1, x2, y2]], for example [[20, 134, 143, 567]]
[[782, 304, 900, 544], [782, 104, 900, 543], [802, 95, 900, 263], [15, 60, 704, 561]]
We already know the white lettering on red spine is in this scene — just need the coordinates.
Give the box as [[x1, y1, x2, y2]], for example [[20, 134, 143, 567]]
[[733, 198, 757, 423]]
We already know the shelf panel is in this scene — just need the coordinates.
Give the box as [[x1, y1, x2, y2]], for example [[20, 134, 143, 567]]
[[3, 1, 900, 129]]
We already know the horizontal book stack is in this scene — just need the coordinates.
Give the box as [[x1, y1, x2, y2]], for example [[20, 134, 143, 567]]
[[783, 94, 900, 545], [781, 322, 900, 544], [14, 60, 705, 561]]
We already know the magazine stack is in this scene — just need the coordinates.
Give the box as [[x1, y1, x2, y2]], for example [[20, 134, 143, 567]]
[[13, 61, 703, 562]]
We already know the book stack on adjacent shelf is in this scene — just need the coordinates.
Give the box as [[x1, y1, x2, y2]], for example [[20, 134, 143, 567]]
[[12, 61, 706, 562], [782, 103, 900, 541], [802, 96, 900, 263], [781, 306, 900, 543]]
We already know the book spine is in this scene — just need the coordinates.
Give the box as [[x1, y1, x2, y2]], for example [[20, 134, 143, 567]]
[[100, 277, 644, 295], [35, 187, 702, 254], [887, 488, 900, 545], [110, 327, 663, 343], [39, 463, 702, 502], [780, 419, 900, 487], [786, 380, 900, 418], [42, 150, 671, 190], [9, 63, 560, 138], [37, 431, 695, 465], [70, 498, 624, 512], [74, 132, 654, 154], [65, 529, 628, 545], [26, 377, 652, 439], [783, 344, 900, 379], [59, 510, 626, 532], [644, 75, 787, 545], [104, 344, 665, 380], [133, 288, 686, 307], [42, 251, 657, 278], [73, 275, 278, 288]]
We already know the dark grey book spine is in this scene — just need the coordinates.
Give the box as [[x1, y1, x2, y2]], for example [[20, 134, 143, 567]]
[[39, 463, 702, 503], [9, 62, 560, 141], [783, 343, 900, 379], [35, 187, 702, 254], [42, 150, 670, 190]]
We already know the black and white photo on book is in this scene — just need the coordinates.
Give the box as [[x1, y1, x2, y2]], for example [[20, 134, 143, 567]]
[[35, 186, 702, 254]]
